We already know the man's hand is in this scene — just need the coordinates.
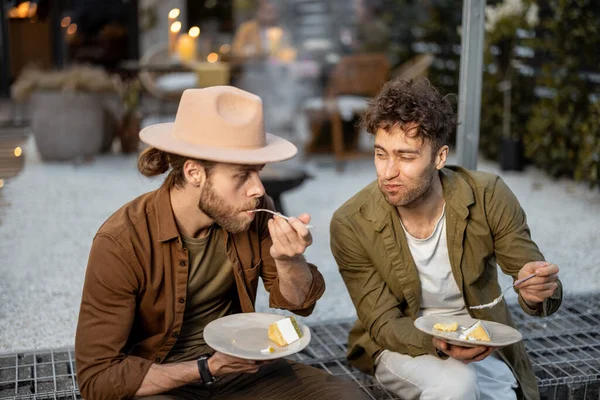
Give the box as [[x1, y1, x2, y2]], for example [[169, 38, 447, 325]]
[[268, 213, 313, 261], [208, 352, 273, 377], [516, 261, 559, 308], [432, 338, 496, 364]]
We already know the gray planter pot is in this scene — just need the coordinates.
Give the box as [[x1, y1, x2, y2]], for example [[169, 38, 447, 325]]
[[30, 91, 112, 161]]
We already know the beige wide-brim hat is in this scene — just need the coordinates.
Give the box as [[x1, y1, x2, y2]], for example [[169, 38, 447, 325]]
[[139, 86, 297, 164]]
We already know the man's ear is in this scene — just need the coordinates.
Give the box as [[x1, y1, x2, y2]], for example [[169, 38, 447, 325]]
[[183, 160, 207, 187], [435, 145, 449, 170]]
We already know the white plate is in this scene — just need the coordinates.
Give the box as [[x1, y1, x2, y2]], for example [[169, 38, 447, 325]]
[[414, 315, 523, 348], [204, 313, 311, 360]]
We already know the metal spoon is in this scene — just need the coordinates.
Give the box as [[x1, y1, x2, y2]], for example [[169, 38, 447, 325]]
[[250, 209, 315, 229]]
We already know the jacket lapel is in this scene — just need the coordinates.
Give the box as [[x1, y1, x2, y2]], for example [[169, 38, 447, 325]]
[[362, 184, 421, 316], [440, 168, 474, 296]]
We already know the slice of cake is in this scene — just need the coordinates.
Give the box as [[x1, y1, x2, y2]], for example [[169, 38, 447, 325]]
[[268, 316, 303, 347], [460, 320, 491, 342], [433, 322, 459, 332]]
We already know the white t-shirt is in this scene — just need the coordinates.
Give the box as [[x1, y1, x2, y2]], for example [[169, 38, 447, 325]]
[[400, 205, 468, 317], [399, 205, 518, 395]]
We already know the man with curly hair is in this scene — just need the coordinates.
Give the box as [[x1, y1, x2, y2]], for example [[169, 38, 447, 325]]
[[330, 77, 562, 400]]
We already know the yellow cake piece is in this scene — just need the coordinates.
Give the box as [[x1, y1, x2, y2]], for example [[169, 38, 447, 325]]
[[433, 322, 459, 332], [461, 321, 491, 342], [268, 316, 303, 347]]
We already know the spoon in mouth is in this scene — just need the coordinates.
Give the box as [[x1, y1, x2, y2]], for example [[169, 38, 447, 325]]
[[249, 209, 315, 229]]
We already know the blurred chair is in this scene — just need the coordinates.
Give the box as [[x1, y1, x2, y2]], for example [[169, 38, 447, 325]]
[[391, 53, 435, 81], [303, 53, 390, 170], [138, 44, 197, 116], [303, 53, 435, 170]]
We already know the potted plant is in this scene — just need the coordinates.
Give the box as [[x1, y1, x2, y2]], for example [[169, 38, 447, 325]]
[[484, 0, 539, 171], [11, 65, 120, 161]]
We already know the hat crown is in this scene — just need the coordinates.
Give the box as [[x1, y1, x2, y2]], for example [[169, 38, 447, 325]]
[[138, 85, 297, 164], [173, 86, 266, 149]]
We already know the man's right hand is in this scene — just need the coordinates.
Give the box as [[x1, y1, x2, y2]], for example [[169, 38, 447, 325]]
[[208, 352, 272, 377], [432, 338, 496, 364]]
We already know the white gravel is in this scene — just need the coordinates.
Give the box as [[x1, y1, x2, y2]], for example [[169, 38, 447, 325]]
[[0, 134, 599, 352]]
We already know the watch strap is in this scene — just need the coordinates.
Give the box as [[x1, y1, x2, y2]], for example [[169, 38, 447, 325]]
[[197, 356, 217, 384]]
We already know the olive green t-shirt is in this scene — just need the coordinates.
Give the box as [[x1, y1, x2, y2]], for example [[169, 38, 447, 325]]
[[164, 226, 241, 362]]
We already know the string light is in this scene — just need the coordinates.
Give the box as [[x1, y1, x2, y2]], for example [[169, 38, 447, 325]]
[[220, 44, 231, 54], [207, 53, 219, 63], [0, 179, 4, 189], [189, 26, 200, 38], [61, 16, 71, 28], [14, 147, 22, 157], [67, 23, 77, 35], [168, 8, 180, 19], [170, 21, 182, 33]]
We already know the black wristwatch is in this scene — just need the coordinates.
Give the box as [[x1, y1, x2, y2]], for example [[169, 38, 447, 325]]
[[435, 348, 448, 359], [197, 355, 218, 385]]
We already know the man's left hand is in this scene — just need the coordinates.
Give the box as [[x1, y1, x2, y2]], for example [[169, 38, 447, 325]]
[[516, 261, 560, 308], [268, 213, 313, 261]]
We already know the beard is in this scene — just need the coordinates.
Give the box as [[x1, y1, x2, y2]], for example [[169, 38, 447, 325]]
[[197, 178, 260, 233], [379, 163, 437, 208]]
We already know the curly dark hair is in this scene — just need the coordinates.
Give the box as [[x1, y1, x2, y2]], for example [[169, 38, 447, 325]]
[[360, 77, 456, 152]]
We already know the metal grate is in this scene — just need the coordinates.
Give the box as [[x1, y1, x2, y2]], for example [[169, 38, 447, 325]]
[[1, 295, 600, 399], [0, 349, 80, 399]]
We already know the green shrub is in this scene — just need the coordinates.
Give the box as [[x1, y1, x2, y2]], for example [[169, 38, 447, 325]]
[[525, 0, 600, 187]]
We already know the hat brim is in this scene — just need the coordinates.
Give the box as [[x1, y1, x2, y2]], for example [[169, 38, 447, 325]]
[[139, 123, 298, 164]]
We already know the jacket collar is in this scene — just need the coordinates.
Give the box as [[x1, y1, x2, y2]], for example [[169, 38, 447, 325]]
[[361, 166, 475, 227], [439, 167, 475, 220], [154, 186, 181, 242]]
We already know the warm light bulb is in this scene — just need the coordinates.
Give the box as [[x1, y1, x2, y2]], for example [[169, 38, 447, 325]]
[[207, 53, 219, 63], [219, 44, 231, 54], [170, 21, 182, 33], [17, 2, 30, 18], [168, 8, 180, 19], [61, 16, 71, 28], [14, 147, 22, 157], [67, 23, 77, 35], [189, 26, 200, 38], [0, 179, 4, 189]]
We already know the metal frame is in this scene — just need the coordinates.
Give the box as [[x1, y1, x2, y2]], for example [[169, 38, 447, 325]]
[[0, 0, 11, 98], [456, 0, 486, 170]]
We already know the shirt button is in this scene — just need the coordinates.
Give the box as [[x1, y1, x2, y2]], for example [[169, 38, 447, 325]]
[[155, 357, 161, 363], [178, 298, 185, 304], [180, 261, 186, 267]]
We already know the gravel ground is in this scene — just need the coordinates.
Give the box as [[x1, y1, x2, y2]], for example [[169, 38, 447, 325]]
[[0, 133, 599, 352]]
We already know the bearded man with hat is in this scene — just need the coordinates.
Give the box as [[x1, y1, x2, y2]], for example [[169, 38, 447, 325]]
[[75, 86, 369, 399]]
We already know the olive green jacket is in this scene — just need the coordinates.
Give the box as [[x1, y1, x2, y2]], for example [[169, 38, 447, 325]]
[[330, 166, 563, 400]]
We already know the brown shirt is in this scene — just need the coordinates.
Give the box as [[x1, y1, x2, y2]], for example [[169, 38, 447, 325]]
[[164, 226, 241, 363], [75, 187, 326, 400]]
